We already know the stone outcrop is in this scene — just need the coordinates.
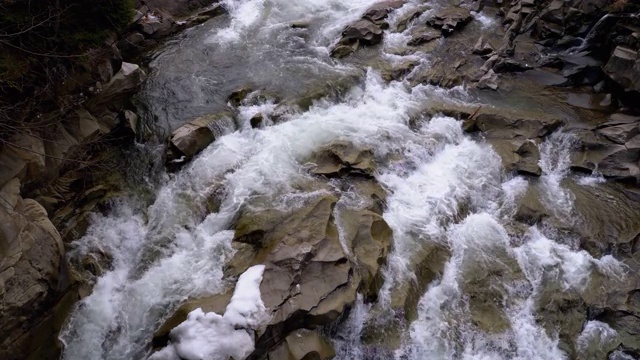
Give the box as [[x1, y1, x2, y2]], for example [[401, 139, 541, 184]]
[[166, 112, 237, 165], [571, 119, 640, 181], [0, 179, 81, 360], [308, 141, 376, 177], [0, 2, 221, 359], [153, 143, 393, 358], [330, 1, 405, 58], [465, 111, 563, 140], [426, 7, 474, 35]]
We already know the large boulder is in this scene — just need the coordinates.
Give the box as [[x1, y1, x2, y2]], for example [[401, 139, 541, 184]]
[[0, 178, 79, 360], [84, 62, 146, 113], [604, 46, 640, 92], [426, 7, 473, 35], [167, 112, 237, 163], [154, 175, 392, 358], [343, 19, 383, 45], [330, 1, 406, 58], [407, 27, 442, 47], [488, 138, 542, 176], [307, 141, 376, 177], [363, 0, 406, 25], [571, 120, 640, 180], [0, 134, 46, 189]]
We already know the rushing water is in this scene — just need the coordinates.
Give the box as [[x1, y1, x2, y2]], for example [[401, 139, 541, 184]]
[[60, 1, 629, 359]]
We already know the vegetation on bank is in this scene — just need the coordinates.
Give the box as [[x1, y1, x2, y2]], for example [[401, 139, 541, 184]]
[[0, 0, 135, 140]]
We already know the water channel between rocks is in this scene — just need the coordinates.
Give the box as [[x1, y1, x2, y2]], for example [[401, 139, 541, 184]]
[[58, 1, 639, 360]]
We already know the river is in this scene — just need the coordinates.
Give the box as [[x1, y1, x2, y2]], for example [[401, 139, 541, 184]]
[[58, 1, 634, 359]]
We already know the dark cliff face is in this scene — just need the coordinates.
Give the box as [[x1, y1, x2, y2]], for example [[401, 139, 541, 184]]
[[0, 1, 217, 359], [0, 0, 135, 142]]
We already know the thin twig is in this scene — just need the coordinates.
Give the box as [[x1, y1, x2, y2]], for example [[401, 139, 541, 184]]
[[1, 139, 95, 165], [469, 106, 482, 120]]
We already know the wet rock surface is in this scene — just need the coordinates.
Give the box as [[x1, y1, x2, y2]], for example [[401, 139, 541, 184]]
[[146, 0, 640, 353], [0, 179, 82, 360], [0, 1, 221, 358], [6, 0, 640, 359], [153, 168, 391, 358], [167, 112, 237, 165], [331, 1, 405, 58], [426, 6, 474, 35]]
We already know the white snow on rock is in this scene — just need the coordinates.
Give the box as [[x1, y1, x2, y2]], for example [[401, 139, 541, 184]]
[[150, 265, 267, 360]]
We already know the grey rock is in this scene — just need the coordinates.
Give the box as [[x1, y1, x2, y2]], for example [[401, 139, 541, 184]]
[[477, 69, 499, 90]]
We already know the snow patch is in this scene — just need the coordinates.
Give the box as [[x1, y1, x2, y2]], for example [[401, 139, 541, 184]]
[[150, 265, 267, 360]]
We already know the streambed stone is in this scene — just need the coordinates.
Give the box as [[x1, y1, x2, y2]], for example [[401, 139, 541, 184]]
[[570, 127, 640, 181], [488, 139, 542, 176], [468, 112, 563, 139], [330, 1, 406, 58], [308, 141, 376, 177], [426, 7, 473, 35], [154, 174, 392, 358], [166, 112, 237, 165]]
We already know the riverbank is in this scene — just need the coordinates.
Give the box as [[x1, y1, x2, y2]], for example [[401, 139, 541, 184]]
[[2, 1, 640, 359]]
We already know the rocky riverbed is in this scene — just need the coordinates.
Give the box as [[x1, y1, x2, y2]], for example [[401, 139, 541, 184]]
[[2, 0, 640, 360]]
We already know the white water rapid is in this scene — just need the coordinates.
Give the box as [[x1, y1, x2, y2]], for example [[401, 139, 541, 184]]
[[59, 1, 629, 360]]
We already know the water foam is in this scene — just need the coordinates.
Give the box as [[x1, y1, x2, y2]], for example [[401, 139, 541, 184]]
[[61, 3, 629, 359], [538, 130, 577, 220], [61, 71, 425, 360], [213, 0, 383, 45]]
